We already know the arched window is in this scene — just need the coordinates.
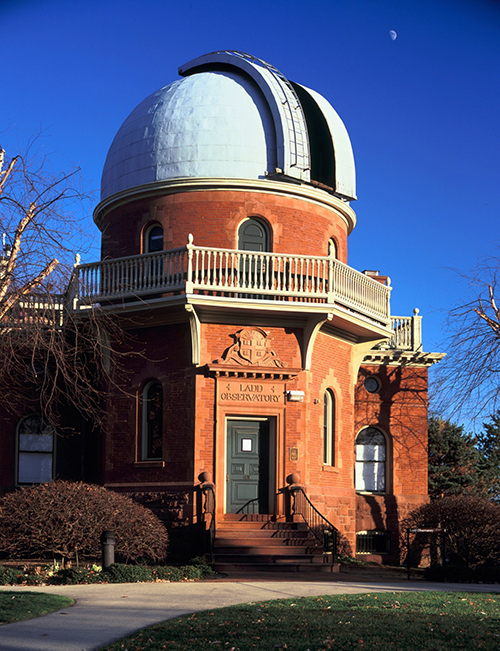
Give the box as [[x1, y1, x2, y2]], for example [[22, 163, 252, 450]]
[[328, 238, 337, 259], [144, 224, 164, 253], [141, 381, 163, 460], [323, 389, 335, 465], [238, 218, 269, 253], [17, 415, 54, 484], [355, 427, 386, 492]]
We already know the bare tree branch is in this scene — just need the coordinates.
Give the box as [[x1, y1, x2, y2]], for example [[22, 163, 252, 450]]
[[0, 140, 143, 431], [433, 257, 500, 423]]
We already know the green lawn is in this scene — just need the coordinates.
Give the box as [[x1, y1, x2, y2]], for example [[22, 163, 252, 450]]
[[100, 592, 500, 651], [0, 591, 74, 624]]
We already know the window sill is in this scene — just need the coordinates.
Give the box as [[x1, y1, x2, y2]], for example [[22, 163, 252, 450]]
[[356, 490, 387, 496], [133, 460, 165, 468], [322, 464, 340, 473]]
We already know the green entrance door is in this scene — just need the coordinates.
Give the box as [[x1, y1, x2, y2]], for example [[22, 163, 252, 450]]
[[226, 419, 270, 514]]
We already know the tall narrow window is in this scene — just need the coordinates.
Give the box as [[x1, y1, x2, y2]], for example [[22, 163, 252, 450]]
[[355, 427, 386, 492], [323, 389, 335, 465], [145, 224, 164, 253], [17, 415, 54, 484], [328, 238, 337, 259], [141, 381, 163, 460]]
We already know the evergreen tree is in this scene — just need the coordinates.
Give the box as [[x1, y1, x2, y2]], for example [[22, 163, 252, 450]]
[[428, 416, 483, 499], [477, 411, 500, 502]]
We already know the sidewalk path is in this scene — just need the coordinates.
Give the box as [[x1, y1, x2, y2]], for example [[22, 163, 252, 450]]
[[1, 577, 499, 651]]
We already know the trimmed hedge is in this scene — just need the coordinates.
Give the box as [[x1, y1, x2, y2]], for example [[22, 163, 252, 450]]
[[0, 481, 168, 564]]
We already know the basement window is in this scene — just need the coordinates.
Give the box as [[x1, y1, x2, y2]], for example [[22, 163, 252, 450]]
[[356, 530, 391, 554]]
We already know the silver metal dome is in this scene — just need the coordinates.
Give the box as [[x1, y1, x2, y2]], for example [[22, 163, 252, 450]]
[[100, 51, 356, 202]]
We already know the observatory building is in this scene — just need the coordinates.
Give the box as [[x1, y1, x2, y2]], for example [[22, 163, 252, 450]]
[[5, 51, 443, 566]]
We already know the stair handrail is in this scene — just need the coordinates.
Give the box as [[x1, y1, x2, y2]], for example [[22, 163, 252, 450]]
[[289, 485, 338, 559], [234, 497, 260, 515], [234, 492, 285, 517]]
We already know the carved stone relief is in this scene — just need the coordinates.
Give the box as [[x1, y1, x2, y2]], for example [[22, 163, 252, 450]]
[[216, 328, 286, 368]]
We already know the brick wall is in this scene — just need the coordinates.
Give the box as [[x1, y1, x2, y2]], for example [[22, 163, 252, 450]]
[[99, 190, 348, 263], [354, 363, 430, 561], [102, 322, 196, 486]]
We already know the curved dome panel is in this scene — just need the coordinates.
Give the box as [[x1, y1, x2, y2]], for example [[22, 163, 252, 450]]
[[101, 70, 277, 201], [179, 51, 311, 182], [100, 51, 356, 203]]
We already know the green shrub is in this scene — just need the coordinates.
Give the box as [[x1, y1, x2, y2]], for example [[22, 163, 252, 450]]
[[153, 565, 184, 581], [181, 565, 203, 580], [189, 555, 214, 576], [56, 567, 104, 584], [0, 559, 213, 586], [0, 481, 168, 564], [19, 573, 46, 586], [0, 565, 23, 585], [104, 563, 153, 583]]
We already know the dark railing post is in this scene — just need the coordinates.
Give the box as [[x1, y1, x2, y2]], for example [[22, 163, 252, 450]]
[[285, 473, 302, 522], [198, 471, 215, 563]]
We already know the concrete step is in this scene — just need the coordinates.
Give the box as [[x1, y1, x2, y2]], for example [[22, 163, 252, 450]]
[[212, 516, 327, 575], [218, 514, 282, 522], [215, 521, 307, 531], [215, 554, 323, 564], [214, 530, 309, 540], [214, 545, 317, 558], [214, 538, 314, 548], [214, 561, 340, 574]]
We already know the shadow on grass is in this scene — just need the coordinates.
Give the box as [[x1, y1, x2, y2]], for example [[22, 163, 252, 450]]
[[99, 591, 500, 651]]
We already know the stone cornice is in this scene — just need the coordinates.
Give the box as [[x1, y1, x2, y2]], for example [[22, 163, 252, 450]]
[[206, 364, 301, 380], [93, 177, 357, 234], [362, 350, 446, 368]]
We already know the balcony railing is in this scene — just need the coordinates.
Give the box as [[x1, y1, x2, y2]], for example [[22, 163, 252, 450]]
[[73, 235, 391, 324], [2, 294, 65, 330], [377, 309, 422, 352]]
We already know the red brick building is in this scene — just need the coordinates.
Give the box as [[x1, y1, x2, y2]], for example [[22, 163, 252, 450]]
[[3, 51, 443, 566]]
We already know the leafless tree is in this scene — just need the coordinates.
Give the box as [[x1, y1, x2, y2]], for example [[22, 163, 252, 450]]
[[0, 141, 134, 430], [432, 255, 500, 423]]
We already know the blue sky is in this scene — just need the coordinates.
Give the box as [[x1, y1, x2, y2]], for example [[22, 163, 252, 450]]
[[2, 0, 499, 413]]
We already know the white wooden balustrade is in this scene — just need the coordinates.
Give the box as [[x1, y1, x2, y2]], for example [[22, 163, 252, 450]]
[[2, 295, 65, 329], [74, 235, 392, 323], [377, 309, 422, 351]]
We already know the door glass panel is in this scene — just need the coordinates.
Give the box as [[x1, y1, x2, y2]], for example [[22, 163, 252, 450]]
[[241, 438, 253, 452]]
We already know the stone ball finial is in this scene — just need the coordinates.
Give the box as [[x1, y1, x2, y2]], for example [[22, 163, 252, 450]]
[[286, 472, 300, 485]]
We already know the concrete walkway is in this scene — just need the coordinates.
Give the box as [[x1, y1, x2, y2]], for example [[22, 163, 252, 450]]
[[1, 576, 499, 651]]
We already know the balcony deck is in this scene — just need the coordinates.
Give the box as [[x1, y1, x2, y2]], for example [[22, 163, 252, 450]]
[[73, 235, 392, 327], [2, 287, 426, 357]]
